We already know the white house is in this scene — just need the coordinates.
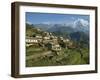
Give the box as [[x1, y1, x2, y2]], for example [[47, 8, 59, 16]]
[[43, 36, 50, 40], [36, 35, 42, 39], [51, 44, 61, 51], [26, 38, 38, 43]]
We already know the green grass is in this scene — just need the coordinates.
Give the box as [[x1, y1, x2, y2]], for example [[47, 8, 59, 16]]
[[62, 48, 89, 65], [26, 46, 89, 67], [26, 45, 46, 56]]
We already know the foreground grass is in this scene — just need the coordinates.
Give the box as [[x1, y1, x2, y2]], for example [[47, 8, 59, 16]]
[[26, 45, 89, 67]]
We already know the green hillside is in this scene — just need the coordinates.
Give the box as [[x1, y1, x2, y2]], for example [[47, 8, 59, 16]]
[[26, 23, 89, 67]]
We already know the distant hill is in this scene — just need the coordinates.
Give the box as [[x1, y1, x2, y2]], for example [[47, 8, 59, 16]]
[[26, 23, 35, 37], [69, 31, 89, 48], [26, 23, 43, 37], [47, 25, 74, 38], [70, 31, 89, 41], [33, 24, 53, 31], [48, 24, 75, 33]]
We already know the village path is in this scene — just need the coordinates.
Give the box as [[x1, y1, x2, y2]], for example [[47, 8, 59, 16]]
[[26, 51, 52, 60]]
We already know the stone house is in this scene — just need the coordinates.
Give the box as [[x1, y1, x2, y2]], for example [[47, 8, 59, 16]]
[[45, 42, 61, 51], [51, 44, 61, 51]]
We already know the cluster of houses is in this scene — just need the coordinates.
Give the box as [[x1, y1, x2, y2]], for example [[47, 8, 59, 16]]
[[26, 29, 71, 52]]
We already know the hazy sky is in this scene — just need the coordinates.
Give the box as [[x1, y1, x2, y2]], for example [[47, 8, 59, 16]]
[[26, 12, 89, 25]]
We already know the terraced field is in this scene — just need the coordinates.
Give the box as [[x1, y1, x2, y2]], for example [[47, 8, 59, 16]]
[[26, 45, 89, 67]]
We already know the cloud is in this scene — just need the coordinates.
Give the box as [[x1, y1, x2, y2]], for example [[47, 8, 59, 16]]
[[26, 21, 32, 25], [73, 18, 89, 28]]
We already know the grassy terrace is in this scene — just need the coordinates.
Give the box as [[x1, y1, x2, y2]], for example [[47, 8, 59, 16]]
[[26, 46, 45, 56], [26, 45, 89, 67]]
